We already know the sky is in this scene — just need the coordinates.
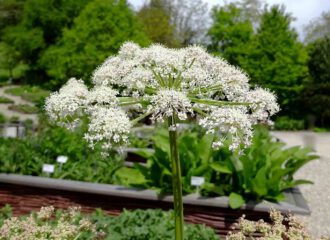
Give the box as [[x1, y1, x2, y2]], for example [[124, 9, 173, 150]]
[[129, 0, 330, 39]]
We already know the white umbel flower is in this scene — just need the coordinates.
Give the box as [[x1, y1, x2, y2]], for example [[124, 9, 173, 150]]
[[87, 86, 118, 106], [45, 78, 88, 129], [148, 89, 193, 123], [245, 88, 280, 124], [199, 107, 252, 151], [46, 42, 279, 153], [84, 107, 131, 150]]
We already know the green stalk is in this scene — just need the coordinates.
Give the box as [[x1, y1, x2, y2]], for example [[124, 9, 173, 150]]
[[168, 115, 184, 240], [190, 97, 251, 106]]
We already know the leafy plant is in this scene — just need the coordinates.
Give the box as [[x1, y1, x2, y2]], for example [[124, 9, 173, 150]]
[[115, 127, 214, 195], [0, 113, 6, 124], [91, 208, 219, 240], [0, 96, 14, 104], [8, 115, 19, 123], [227, 208, 320, 239], [0, 205, 219, 240], [0, 121, 123, 183], [274, 116, 305, 130], [204, 126, 318, 207], [0, 206, 99, 240], [0, 204, 12, 227], [118, 125, 317, 208]]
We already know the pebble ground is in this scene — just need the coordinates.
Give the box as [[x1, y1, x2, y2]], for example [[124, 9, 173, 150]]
[[272, 131, 330, 238]]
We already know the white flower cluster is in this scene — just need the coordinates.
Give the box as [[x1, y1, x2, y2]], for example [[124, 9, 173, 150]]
[[46, 42, 279, 152], [45, 79, 130, 152], [244, 88, 280, 124], [199, 107, 252, 151], [148, 89, 193, 123], [0, 206, 98, 239], [92, 43, 250, 101], [45, 78, 88, 129], [87, 85, 118, 106], [84, 107, 131, 151]]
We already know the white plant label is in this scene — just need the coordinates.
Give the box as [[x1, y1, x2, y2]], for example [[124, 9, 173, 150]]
[[42, 164, 54, 173], [191, 176, 205, 186], [56, 155, 68, 164]]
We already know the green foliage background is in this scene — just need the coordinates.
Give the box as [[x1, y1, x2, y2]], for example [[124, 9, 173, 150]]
[[0, 0, 329, 126]]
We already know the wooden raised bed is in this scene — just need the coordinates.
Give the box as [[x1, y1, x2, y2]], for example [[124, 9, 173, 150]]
[[0, 174, 310, 236]]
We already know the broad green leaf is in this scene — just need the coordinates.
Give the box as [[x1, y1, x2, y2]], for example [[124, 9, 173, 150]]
[[210, 162, 232, 174], [252, 167, 268, 196], [134, 149, 154, 159], [114, 167, 147, 186], [229, 192, 245, 209]]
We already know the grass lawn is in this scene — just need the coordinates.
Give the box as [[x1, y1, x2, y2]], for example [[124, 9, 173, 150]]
[[0, 96, 14, 104], [8, 104, 39, 114], [4, 85, 50, 103]]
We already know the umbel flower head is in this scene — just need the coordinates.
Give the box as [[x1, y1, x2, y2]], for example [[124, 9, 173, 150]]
[[45, 42, 279, 153]]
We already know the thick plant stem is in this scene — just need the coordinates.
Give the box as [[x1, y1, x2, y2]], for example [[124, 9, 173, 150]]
[[168, 116, 184, 240]]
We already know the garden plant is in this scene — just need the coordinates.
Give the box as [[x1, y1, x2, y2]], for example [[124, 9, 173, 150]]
[[115, 125, 317, 208], [0, 205, 220, 240], [45, 42, 279, 240]]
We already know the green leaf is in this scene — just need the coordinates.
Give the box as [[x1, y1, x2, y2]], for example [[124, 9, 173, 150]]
[[196, 134, 213, 163], [230, 155, 243, 172], [134, 149, 154, 159], [210, 162, 232, 174], [229, 192, 245, 209], [114, 167, 147, 186], [252, 167, 268, 196]]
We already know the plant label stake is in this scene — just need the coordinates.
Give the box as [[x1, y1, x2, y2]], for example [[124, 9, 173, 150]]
[[191, 176, 205, 194], [42, 164, 54, 177], [56, 155, 68, 172]]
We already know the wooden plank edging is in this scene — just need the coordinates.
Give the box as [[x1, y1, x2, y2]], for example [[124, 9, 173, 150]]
[[0, 173, 310, 215]]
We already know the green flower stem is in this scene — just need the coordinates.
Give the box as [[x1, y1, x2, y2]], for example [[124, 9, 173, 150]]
[[130, 111, 152, 125], [190, 97, 251, 106], [168, 115, 184, 240], [119, 100, 142, 106], [118, 96, 137, 101], [193, 107, 207, 117]]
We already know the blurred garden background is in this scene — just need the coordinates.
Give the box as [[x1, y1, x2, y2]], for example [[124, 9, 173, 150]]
[[0, 0, 329, 239], [1, 0, 329, 130]]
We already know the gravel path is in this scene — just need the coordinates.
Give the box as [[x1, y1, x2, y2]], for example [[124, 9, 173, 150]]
[[0, 86, 38, 123], [272, 131, 330, 238]]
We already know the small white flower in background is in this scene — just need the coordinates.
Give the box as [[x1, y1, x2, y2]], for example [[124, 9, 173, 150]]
[[45, 42, 279, 153]]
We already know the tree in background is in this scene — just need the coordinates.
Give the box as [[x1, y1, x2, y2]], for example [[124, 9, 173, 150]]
[[304, 11, 330, 43], [208, 3, 254, 66], [40, 0, 150, 89], [0, 0, 25, 35], [139, 0, 208, 46], [303, 37, 330, 127], [0, 42, 20, 80], [1, 0, 89, 84], [165, 0, 208, 45], [137, 0, 178, 47], [236, 0, 264, 29], [239, 5, 308, 117]]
